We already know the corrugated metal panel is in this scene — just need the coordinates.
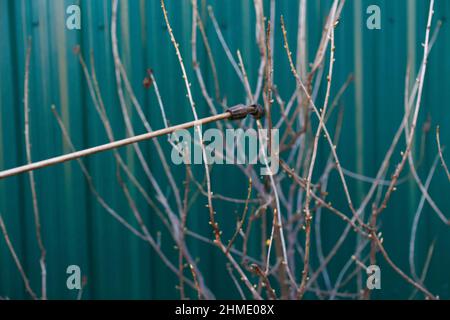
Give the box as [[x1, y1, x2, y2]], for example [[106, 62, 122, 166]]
[[0, 0, 449, 299]]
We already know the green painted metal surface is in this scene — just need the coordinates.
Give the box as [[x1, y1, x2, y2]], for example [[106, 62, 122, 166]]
[[0, 0, 449, 299]]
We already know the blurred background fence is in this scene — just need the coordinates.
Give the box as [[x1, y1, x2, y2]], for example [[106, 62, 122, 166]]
[[0, 0, 449, 299]]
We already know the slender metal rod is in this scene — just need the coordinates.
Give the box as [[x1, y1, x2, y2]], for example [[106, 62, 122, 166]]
[[0, 112, 231, 180]]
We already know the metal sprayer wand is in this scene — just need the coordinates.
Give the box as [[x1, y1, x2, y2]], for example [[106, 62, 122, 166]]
[[0, 104, 264, 180]]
